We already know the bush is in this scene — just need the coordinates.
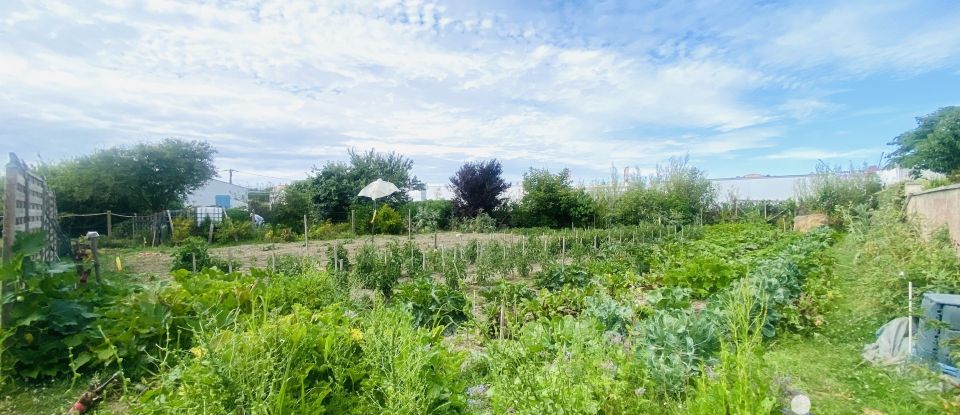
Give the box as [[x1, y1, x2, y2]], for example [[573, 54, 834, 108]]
[[795, 162, 882, 223], [374, 204, 403, 234], [171, 236, 230, 271], [455, 212, 497, 233], [514, 168, 596, 228]]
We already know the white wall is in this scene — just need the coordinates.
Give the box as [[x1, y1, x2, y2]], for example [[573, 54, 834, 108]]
[[186, 179, 249, 209]]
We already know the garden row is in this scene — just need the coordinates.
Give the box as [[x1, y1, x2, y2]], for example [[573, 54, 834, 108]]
[[1, 221, 835, 414]]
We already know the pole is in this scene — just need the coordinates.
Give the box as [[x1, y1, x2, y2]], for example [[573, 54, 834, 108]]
[[408, 208, 412, 240], [208, 219, 214, 244], [106, 210, 112, 237], [304, 214, 308, 248], [192, 253, 196, 272], [908, 279, 914, 359], [351, 209, 355, 235], [90, 235, 102, 283]]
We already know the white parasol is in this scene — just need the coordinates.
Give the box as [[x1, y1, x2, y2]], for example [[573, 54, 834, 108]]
[[358, 178, 400, 200], [357, 179, 400, 226]]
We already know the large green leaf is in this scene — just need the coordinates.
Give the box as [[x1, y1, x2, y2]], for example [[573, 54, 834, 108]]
[[12, 230, 47, 257]]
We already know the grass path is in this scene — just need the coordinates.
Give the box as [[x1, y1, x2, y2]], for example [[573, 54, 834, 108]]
[[764, 235, 947, 414]]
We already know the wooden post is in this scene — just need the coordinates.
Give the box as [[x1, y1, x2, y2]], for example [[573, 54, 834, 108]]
[[271, 253, 276, 273], [351, 209, 355, 235], [207, 219, 214, 244], [106, 210, 112, 237], [303, 215, 308, 248], [407, 208, 412, 240], [228, 250, 233, 273], [165, 210, 174, 241], [192, 252, 197, 272]]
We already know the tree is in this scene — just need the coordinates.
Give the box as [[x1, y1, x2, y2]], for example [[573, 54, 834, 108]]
[[310, 149, 425, 221], [42, 139, 217, 213], [889, 106, 960, 177], [514, 168, 595, 228], [449, 159, 509, 217]]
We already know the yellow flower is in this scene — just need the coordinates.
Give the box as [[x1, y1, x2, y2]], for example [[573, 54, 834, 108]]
[[350, 328, 364, 342], [190, 346, 205, 358]]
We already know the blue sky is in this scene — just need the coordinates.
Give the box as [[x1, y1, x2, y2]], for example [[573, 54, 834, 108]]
[[1, 0, 959, 188]]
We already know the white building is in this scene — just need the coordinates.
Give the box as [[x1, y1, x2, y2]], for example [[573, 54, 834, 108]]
[[186, 179, 250, 209], [711, 174, 810, 201]]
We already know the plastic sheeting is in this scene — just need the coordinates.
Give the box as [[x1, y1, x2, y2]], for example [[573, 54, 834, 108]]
[[862, 317, 917, 365]]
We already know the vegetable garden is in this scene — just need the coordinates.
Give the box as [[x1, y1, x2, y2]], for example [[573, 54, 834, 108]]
[[2, 219, 850, 414]]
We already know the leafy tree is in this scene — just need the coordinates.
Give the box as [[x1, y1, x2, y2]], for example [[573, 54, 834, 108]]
[[312, 162, 354, 222], [449, 159, 510, 217], [514, 168, 595, 228], [271, 180, 318, 228], [42, 139, 216, 214], [889, 106, 960, 177], [310, 149, 425, 221], [613, 157, 715, 226]]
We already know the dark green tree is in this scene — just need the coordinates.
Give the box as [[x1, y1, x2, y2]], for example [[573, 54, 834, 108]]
[[42, 139, 217, 214], [449, 159, 509, 217], [889, 106, 960, 177]]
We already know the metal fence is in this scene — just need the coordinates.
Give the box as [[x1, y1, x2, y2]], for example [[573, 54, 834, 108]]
[[2, 152, 63, 262]]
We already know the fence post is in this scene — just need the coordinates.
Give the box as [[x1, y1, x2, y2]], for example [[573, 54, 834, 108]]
[[351, 210, 355, 235], [106, 210, 112, 237], [408, 208, 412, 240], [303, 215, 308, 248], [207, 219, 214, 244]]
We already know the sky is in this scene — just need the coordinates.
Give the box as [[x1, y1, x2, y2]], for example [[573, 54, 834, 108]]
[[1, 0, 959, 189]]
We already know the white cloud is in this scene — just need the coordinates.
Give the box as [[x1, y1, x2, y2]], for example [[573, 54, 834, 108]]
[[764, 147, 884, 161], [0, 0, 955, 183]]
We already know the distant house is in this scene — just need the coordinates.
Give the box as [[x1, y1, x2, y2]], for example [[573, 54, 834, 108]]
[[186, 179, 250, 209]]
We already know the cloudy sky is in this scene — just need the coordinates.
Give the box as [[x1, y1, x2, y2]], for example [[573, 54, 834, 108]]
[[2, 0, 959, 188]]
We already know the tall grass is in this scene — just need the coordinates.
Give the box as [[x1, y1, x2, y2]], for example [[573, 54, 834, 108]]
[[686, 282, 778, 414]]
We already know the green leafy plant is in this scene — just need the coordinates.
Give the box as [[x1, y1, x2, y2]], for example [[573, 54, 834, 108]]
[[535, 263, 593, 291], [393, 277, 469, 332]]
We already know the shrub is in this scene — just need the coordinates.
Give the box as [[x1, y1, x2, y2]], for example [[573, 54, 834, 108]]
[[795, 162, 882, 223], [455, 212, 497, 233], [514, 168, 596, 228], [374, 204, 404, 234], [171, 237, 230, 271], [308, 221, 352, 240]]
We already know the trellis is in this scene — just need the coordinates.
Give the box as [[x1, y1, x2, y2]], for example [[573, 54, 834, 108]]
[[2, 152, 62, 262]]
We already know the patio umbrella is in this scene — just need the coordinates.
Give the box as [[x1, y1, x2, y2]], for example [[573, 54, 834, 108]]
[[358, 179, 400, 225]]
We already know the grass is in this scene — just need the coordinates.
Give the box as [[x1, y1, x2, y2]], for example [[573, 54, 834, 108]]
[[764, 235, 947, 414]]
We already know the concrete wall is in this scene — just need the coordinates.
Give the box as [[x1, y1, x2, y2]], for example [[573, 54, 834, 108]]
[[906, 183, 960, 251]]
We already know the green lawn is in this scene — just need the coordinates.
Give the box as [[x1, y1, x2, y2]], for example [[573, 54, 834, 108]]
[[764, 236, 948, 414]]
